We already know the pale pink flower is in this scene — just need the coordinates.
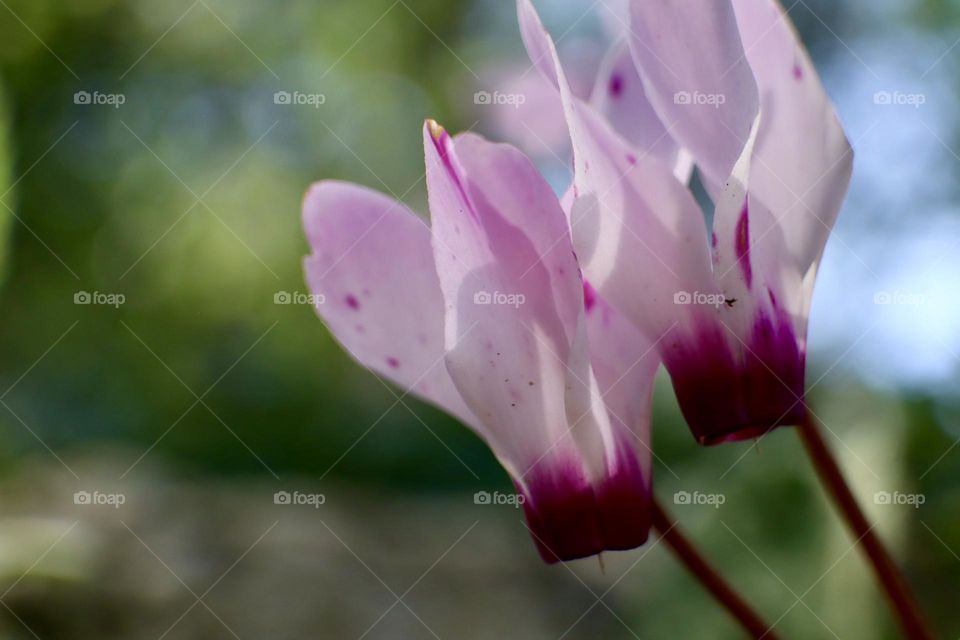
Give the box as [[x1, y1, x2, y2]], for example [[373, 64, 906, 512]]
[[519, 0, 852, 444], [303, 121, 657, 561]]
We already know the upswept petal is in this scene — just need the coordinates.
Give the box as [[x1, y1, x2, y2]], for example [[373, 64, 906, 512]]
[[518, 0, 716, 341], [730, 0, 853, 277], [302, 181, 478, 428], [424, 121, 651, 561], [627, 0, 759, 192]]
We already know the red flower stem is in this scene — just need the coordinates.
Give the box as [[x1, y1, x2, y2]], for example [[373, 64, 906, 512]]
[[797, 413, 933, 639], [652, 498, 781, 639]]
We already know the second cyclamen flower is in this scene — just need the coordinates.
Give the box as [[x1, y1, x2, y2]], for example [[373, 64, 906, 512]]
[[518, 0, 852, 444]]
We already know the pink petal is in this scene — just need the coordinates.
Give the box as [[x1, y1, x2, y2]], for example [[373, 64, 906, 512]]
[[628, 0, 759, 191], [583, 282, 659, 491], [302, 181, 478, 428], [518, 0, 716, 341], [424, 121, 650, 561], [730, 0, 853, 277]]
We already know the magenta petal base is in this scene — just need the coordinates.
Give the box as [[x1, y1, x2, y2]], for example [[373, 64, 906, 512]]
[[665, 309, 806, 445], [518, 454, 649, 563]]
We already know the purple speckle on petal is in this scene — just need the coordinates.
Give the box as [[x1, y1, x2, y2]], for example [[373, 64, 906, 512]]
[[609, 73, 624, 98], [735, 202, 752, 289], [626, 153, 637, 165], [345, 294, 360, 310], [583, 280, 598, 313], [792, 63, 803, 81], [386, 357, 400, 369]]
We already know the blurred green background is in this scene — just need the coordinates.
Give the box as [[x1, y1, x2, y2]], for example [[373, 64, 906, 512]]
[[0, 0, 956, 637]]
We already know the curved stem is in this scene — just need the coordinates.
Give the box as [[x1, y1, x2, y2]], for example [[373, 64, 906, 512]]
[[797, 413, 933, 639], [652, 498, 781, 639]]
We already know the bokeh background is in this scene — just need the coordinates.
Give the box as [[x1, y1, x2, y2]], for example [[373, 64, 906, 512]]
[[0, 0, 956, 637]]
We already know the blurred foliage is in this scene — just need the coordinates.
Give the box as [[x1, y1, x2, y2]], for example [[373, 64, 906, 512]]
[[0, 81, 11, 282], [0, 0, 496, 485]]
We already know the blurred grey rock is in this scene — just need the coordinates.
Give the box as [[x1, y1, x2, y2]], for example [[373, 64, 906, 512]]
[[0, 453, 631, 639]]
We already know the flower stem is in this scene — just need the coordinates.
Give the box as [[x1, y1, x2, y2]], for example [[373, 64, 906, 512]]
[[797, 413, 933, 639], [652, 498, 780, 639]]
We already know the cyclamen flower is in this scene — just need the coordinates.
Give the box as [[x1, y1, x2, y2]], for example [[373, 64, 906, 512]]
[[518, 0, 852, 444], [303, 121, 658, 562]]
